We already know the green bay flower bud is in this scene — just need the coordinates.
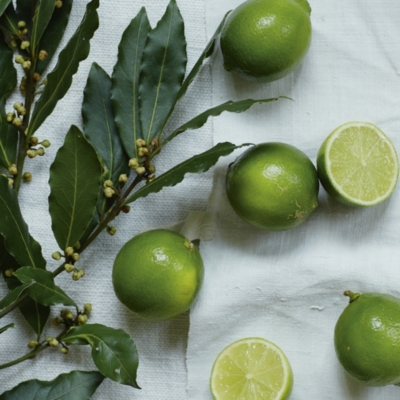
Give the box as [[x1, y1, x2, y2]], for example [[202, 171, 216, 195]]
[[12, 117, 22, 127], [60, 347, 69, 354], [27, 339, 38, 349], [41, 139, 51, 148], [128, 158, 139, 169], [64, 263, 74, 273], [29, 136, 39, 146], [55, 0, 63, 8], [38, 50, 49, 61], [118, 174, 128, 183], [27, 149, 37, 158], [8, 164, 17, 176], [138, 147, 149, 158], [8, 178, 14, 187], [71, 253, 80, 262], [33, 72, 41, 82], [121, 205, 131, 214], [10, 40, 17, 48], [49, 338, 59, 347], [20, 41, 30, 50], [106, 226, 117, 236], [65, 246, 74, 256], [104, 187, 115, 198], [6, 112, 15, 122], [15, 55, 24, 64], [22, 60, 31, 70], [13, 102, 22, 111], [52, 251, 62, 260], [103, 179, 113, 188], [22, 172, 32, 182], [61, 309, 74, 320], [83, 303, 92, 313], [135, 166, 146, 175], [148, 164, 156, 174], [52, 317, 62, 326], [77, 314, 88, 325], [4, 268, 14, 277], [135, 138, 146, 148], [36, 147, 45, 156], [21, 28, 28, 35], [74, 241, 81, 250], [17, 21, 26, 29]]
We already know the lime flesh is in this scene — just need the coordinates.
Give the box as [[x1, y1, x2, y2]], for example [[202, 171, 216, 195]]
[[210, 337, 293, 399], [317, 121, 399, 207]]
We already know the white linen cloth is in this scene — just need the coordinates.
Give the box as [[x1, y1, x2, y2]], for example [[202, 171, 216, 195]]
[[1, 0, 211, 399], [187, 0, 400, 399]]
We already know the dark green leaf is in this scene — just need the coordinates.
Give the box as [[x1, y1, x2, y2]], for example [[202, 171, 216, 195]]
[[0, 370, 105, 400], [0, 236, 49, 336], [175, 12, 228, 104], [35, 0, 73, 76], [28, 0, 99, 137], [0, 322, 14, 334], [0, 102, 18, 169], [15, 0, 32, 26], [0, 281, 32, 311], [14, 267, 76, 307], [111, 7, 151, 159], [139, 0, 186, 143], [124, 142, 249, 205], [0, 3, 19, 36], [31, 0, 55, 57], [49, 125, 102, 250], [82, 62, 129, 184], [162, 97, 280, 147], [63, 324, 140, 388], [0, 37, 17, 101], [18, 299, 49, 336], [0, 176, 46, 269], [0, 0, 12, 18]]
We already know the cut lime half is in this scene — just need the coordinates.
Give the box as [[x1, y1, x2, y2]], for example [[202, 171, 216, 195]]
[[210, 337, 293, 400], [317, 121, 399, 207]]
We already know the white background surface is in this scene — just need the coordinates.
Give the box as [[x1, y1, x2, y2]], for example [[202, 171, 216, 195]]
[[2, 0, 400, 399]]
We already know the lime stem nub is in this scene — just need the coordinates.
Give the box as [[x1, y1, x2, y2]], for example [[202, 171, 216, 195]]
[[344, 290, 361, 303]]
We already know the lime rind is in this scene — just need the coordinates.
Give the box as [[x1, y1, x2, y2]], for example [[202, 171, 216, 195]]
[[210, 337, 293, 400], [317, 121, 399, 207]]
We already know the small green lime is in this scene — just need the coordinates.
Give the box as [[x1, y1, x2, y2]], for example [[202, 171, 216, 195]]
[[226, 142, 319, 231], [334, 290, 400, 386], [112, 229, 204, 321], [220, 0, 312, 82]]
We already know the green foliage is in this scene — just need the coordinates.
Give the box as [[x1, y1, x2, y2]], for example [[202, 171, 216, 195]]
[[31, 0, 55, 56], [0, 176, 46, 269], [124, 142, 250, 205], [0, 323, 14, 335], [63, 324, 140, 388], [83, 63, 129, 185], [48, 125, 102, 250], [139, 0, 187, 143], [28, 0, 100, 138], [0, 0, 279, 396], [111, 7, 151, 159], [14, 267, 76, 307], [0, 0, 12, 18], [0, 370, 105, 400], [35, 0, 73, 75]]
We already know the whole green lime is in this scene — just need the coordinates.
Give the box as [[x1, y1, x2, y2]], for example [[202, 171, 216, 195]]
[[220, 0, 312, 82], [226, 142, 319, 231], [334, 290, 400, 386], [112, 229, 204, 321]]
